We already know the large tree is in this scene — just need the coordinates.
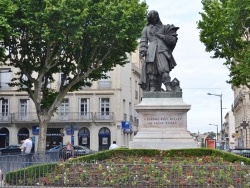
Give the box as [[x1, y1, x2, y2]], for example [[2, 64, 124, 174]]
[[0, 0, 16, 60], [198, 0, 250, 87], [0, 0, 147, 152]]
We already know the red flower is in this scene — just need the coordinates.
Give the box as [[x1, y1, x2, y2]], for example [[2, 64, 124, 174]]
[[236, 178, 241, 183]]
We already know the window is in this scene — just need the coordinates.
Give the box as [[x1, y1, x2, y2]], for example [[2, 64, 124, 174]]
[[98, 72, 111, 89], [123, 99, 126, 120], [100, 72, 110, 81], [123, 113, 127, 121], [42, 76, 51, 88], [135, 90, 138, 99], [19, 99, 29, 120], [0, 69, 11, 89], [60, 72, 69, 86], [81, 78, 91, 89], [100, 98, 110, 119], [58, 98, 69, 120], [135, 81, 138, 99], [129, 102, 132, 122], [0, 98, 9, 120], [79, 98, 90, 119], [21, 74, 28, 88], [134, 109, 138, 123]]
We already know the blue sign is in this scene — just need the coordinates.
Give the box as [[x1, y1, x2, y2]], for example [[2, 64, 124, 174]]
[[32, 126, 39, 135], [122, 121, 133, 133], [66, 128, 73, 135], [122, 121, 130, 129]]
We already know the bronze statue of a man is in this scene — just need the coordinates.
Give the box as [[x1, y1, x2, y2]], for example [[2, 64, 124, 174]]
[[139, 10, 179, 92]]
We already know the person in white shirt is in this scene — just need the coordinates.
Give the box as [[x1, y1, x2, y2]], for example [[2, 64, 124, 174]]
[[22, 137, 33, 167], [23, 137, 32, 154], [20, 140, 25, 152], [109, 141, 119, 150]]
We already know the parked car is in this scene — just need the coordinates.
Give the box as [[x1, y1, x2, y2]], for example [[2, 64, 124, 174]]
[[229, 148, 250, 158], [48, 144, 65, 152], [47, 145, 95, 160], [0, 144, 21, 155], [60, 145, 95, 158]]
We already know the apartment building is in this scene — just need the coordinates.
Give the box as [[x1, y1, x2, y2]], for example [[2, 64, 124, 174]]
[[223, 111, 235, 150], [0, 51, 142, 151], [232, 85, 250, 148]]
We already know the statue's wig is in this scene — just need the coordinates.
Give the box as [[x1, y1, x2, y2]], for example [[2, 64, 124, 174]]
[[147, 10, 162, 26]]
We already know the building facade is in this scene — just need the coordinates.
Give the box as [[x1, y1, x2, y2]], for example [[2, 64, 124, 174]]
[[232, 85, 250, 148], [223, 111, 235, 150], [0, 51, 142, 151]]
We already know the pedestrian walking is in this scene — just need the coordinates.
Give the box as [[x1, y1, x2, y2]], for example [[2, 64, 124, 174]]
[[22, 137, 33, 167], [64, 141, 73, 160], [109, 141, 119, 150]]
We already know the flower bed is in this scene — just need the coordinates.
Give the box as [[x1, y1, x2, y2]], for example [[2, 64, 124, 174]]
[[5, 149, 250, 187]]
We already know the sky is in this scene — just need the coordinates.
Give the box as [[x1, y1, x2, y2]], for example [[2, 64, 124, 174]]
[[144, 0, 234, 133]]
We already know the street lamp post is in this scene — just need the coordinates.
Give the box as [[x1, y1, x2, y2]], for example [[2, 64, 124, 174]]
[[209, 124, 218, 141], [241, 121, 249, 148], [207, 93, 223, 131]]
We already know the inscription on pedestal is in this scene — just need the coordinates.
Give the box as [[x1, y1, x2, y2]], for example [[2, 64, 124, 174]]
[[144, 117, 181, 125], [139, 112, 186, 129]]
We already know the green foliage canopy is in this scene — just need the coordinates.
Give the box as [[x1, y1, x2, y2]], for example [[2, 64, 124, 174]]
[[0, 0, 147, 152], [0, 0, 147, 115], [0, 0, 16, 60], [198, 0, 250, 87]]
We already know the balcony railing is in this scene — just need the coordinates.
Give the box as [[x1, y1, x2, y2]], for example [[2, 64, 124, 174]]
[[233, 90, 244, 109], [0, 112, 115, 123], [0, 113, 12, 121], [94, 112, 114, 121]]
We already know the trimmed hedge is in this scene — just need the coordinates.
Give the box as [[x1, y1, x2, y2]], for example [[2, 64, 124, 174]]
[[72, 148, 250, 164], [5, 163, 57, 183]]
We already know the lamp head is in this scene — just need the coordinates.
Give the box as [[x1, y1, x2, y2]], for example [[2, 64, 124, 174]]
[[207, 93, 222, 97], [209, 124, 218, 126]]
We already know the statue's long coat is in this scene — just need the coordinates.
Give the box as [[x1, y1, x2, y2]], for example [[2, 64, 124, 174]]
[[139, 24, 179, 91]]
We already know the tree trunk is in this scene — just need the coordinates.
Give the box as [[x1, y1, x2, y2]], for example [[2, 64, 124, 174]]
[[37, 120, 48, 154]]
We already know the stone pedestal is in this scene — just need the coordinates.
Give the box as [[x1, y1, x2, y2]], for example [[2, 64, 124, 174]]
[[129, 92, 197, 150]]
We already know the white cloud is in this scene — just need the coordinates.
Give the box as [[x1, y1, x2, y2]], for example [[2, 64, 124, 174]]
[[144, 0, 234, 133]]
